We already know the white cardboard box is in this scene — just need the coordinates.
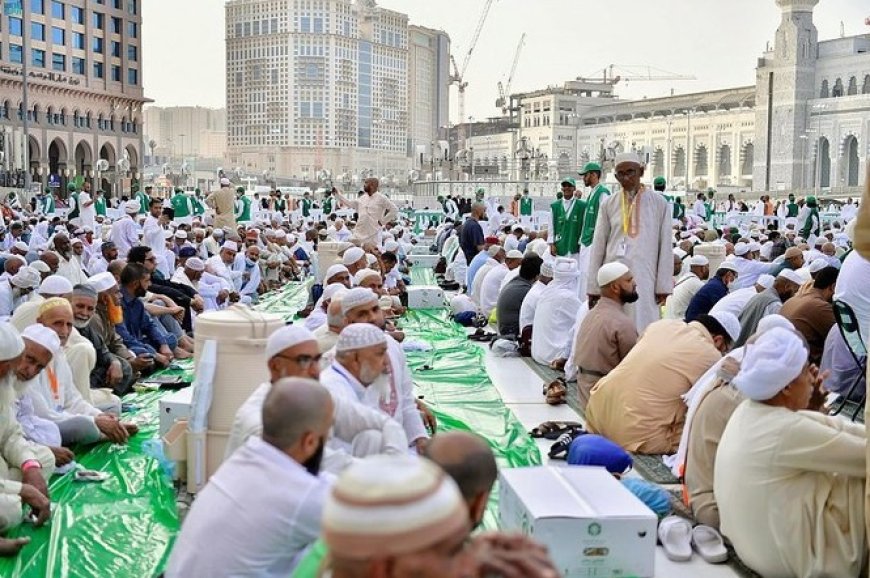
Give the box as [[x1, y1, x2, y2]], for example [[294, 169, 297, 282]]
[[499, 466, 657, 578], [158, 386, 194, 437], [406, 286, 445, 309]]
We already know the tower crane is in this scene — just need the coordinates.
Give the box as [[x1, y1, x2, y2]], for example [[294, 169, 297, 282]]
[[496, 33, 525, 116], [580, 64, 696, 86], [449, 0, 496, 148]]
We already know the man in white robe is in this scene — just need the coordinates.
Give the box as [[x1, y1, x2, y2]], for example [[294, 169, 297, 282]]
[[665, 255, 709, 320], [716, 327, 866, 578], [531, 258, 582, 366], [334, 179, 398, 246], [109, 200, 142, 258], [518, 261, 553, 335], [479, 250, 522, 319], [586, 153, 673, 333], [709, 274, 773, 319], [470, 246, 503, 308]]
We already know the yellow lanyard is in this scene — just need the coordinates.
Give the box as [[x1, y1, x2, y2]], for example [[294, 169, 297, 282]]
[[620, 188, 642, 238]]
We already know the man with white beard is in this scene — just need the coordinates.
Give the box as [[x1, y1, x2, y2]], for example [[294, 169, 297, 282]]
[[51, 233, 88, 286]]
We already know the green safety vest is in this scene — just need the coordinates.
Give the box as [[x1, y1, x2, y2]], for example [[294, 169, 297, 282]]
[[580, 184, 610, 247], [40, 195, 55, 214], [171, 194, 191, 218], [705, 201, 714, 221], [94, 195, 106, 216], [236, 196, 252, 222], [520, 196, 533, 216], [800, 207, 820, 238], [274, 197, 287, 212], [67, 192, 80, 219], [786, 202, 799, 218], [551, 198, 586, 256], [322, 197, 333, 214], [137, 192, 150, 214], [673, 202, 685, 220], [302, 198, 312, 217], [192, 197, 205, 215]]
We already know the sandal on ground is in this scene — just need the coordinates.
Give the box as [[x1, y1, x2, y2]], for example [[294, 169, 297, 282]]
[[691, 525, 728, 564], [658, 516, 693, 562], [468, 329, 496, 342], [530, 421, 583, 439], [547, 429, 586, 460], [544, 379, 568, 405]]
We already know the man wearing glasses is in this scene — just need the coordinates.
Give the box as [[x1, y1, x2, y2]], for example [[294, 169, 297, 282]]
[[586, 152, 674, 333]]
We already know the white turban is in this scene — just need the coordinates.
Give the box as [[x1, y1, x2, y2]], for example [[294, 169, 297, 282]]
[[21, 323, 61, 357], [335, 323, 386, 352], [38, 275, 73, 296], [322, 455, 468, 559], [342, 247, 365, 266], [0, 323, 24, 361], [553, 257, 580, 280], [597, 262, 629, 287], [10, 266, 41, 290], [325, 264, 349, 282], [124, 200, 141, 213], [87, 272, 117, 293], [265, 325, 316, 360], [341, 288, 378, 316], [732, 327, 808, 401], [185, 258, 205, 272]]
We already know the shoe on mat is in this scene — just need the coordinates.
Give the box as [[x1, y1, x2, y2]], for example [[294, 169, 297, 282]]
[[658, 516, 693, 562], [691, 525, 728, 564]]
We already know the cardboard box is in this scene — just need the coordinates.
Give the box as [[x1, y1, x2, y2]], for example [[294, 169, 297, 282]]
[[159, 387, 194, 437], [406, 254, 441, 269], [499, 466, 657, 578], [406, 286, 445, 309]]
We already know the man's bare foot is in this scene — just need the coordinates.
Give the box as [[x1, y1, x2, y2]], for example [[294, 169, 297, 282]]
[[173, 348, 192, 360], [0, 537, 30, 557]]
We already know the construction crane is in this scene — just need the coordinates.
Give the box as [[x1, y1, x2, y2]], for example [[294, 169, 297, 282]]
[[580, 64, 696, 86], [450, 0, 496, 147], [496, 33, 525, 116]]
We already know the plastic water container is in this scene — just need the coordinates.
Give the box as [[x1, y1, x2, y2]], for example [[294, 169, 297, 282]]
[[316, 241, 352, 283], [693, 243, 727, 274]]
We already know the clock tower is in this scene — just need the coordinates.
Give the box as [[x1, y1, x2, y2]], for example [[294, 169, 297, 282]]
[[753, 0, 819, 193]]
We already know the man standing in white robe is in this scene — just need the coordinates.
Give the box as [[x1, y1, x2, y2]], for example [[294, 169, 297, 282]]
[[586, 152, 673, 333]]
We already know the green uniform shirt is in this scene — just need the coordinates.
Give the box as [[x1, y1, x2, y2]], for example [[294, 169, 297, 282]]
[[551, 197, 586, 256], [673, 201, 685, 220], [705, 201, 714, 221], [274, 197, 287, 213], [137, 191, 150, 214], [171, 193, 192, 218], [94, 195, 106, 216], [40, 195, 55, 214], [800, 207, 820, 238], [192, 197, 205, 215], [579, 184, 610, 247], [236, 196, 252, 222], [322, 196, 333, 214], [786, 202, 799, 218], [520, 196, 533, 216], [67, 192, 80, 219], [301, 197, 312, 217]]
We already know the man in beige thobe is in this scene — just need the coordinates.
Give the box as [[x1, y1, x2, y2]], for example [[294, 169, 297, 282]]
[[717, 327, 866, 578], [335, 179, 398, 246], [585, 314, 734, 454], [206, 178, 237, 231]]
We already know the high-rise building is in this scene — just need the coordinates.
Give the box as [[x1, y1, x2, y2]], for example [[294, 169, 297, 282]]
[[408, 25, 449, 168], [143, 106, 227, 164], [226, 0, 432, 187], [0, 0, 147, 193]]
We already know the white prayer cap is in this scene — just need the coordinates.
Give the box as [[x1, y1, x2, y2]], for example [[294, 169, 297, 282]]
[[13, 241, 28, 252], [709, 311, 740, 343], [756, 274, 775, 290], [748, 241, 762, 253], [221, 241, 239, 253], [21, 323, 61, 357], [322, 283, 348, 303], [383, 240, 399, 253], [274, 230, 287, 239], [38, 275, 73, 296], [286, 234, 297, 244], [124, 200, 141, 213], [614, 151, 643, 167], [185, 257, 205, 272], [679, 231, 691, 240], [540, 262, 555, 278], [323, 455, 468, 560], [673, 247, 687, 260], [776, 269, 803, 286], [756, 314, 795, 335], [0, 323, 24, 361], [354, 268, 380, 286], [505, 250, 524, 260], [553, 257, 580, 280], [597, 262, 630, 287], [6, 255, 25, 266], [717, 260, 739, 274], [325, 264, 350, 282], [808, 258, 828, 274], [87, 272, 117, 293], [341, 287, 378, 316], [733, 327, 808, 401], [733, 242, 750, 256], [70, 237, 83, 246], [174, 230, 188, 239], [335, 323, 386, 353], [220, 177, 231, 186], [487, 245, 503, 257], [689, 255, 709, 267], [212, 228, 225, 237], [265, 325, 316, 360], [162, 229, 174, 240], [365, 254, 377, 266], [10, 266, 41, 289], [342, 247, 365, 266]]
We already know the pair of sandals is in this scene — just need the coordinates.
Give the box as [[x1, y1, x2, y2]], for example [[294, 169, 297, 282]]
[[468, 328, 497, 342], [543, 378, 568, 405], [529, 421, 583, 440], [658, 516, 728, 564]]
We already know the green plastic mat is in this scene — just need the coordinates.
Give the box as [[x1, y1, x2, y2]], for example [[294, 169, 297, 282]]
[[409, 266, 437, 287], [0, 390, 180, 578], [252, 279, 314, 321]]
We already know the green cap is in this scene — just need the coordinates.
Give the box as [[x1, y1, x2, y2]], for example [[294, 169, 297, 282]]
[[195, 188, 201, 194], [561, 177, 577, 187], [806, 195, 817, 206], [578, 162, 602, 175], [67, 182, 77, 192], [174, 188, 183, 194], [43, 187, 51, 194], [653, 176, 666, 187], [236, 187, 245, 194]]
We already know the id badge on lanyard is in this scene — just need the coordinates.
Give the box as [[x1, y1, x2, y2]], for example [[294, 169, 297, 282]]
[[616, 238, 628, 258]]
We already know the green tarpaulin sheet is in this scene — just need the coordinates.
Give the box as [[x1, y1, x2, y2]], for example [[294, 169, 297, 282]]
[[409, 266, 437, 287]]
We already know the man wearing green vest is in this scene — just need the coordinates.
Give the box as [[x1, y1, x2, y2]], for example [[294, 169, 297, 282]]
[[138, 186, 152, 216], [786, 193, 799, 220], [549, 178, 586, 282], [66, 182, 80, 224], [578, 162, 611, 294], [192, 189, 206, 217], [673, 197, 686, 222], [38, 187, 56, 216], [234, 187, 252, 223], [519, 188, 534, 225], [321, 190, 333, 216], [799, 195, 821, 241], [93, 189, 107, 218], [301, 192, 312, 218], [171, 188, 194, 225]]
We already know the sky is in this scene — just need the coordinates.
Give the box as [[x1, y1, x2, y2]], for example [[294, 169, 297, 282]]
[[142, 0, 868, 121]]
